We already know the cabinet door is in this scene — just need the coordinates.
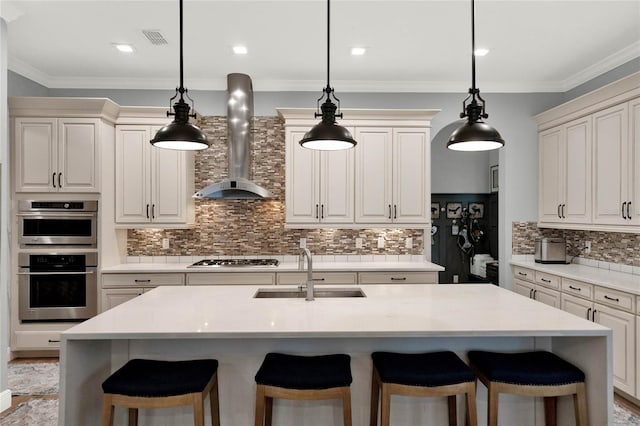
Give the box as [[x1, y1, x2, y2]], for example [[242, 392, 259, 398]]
[[151, 141, 189, 223], [320, 149, 354, 223], [354, 128, 393, 223], [636, 316, 640, 398], [564, 117, 592, 223], [115, 126, 151, 223], [285, 127, 321, 223], [593, 103, 629, 225], [101, 288, 143, 312], [58, 118, 100, 192], [561, 293, 592, 321], [393, 128, 430, 223], [14, 117, 57, 192], [594, 303, 636, 395], [533, 285, 561, 309], [538, 126, 563, 223], [630, 98, 640, 224], [513, 278, 534, 299]]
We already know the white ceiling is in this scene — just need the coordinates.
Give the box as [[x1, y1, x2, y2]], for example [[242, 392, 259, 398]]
[[2, 0, 639, 93]]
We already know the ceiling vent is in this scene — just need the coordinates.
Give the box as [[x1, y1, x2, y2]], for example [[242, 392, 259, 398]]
[[142, 30, 168, 45]]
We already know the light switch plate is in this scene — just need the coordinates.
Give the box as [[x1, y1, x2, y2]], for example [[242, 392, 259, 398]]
[[377, 236, 385, 248], [162, 238, 170, 249], [355, 238, 363, 249], [405, 237, 413, 249], [299, 238, 306, 249]]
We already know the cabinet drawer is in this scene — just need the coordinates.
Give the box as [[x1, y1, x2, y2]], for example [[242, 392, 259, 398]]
[[277, 272, 357, 285], [187, 272, 276, 285], [512, 266, 534, 282], [561, 278, 593, 300], [13, 330, 63, 350], [637, 296, 640, 315], [534, 271, 560, 289], [594, 287, 635, 313], [358, 272, 438, 284], [102, 273, 185, 288]]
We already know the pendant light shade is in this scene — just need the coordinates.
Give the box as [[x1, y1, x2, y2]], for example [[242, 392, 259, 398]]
[[300, 0, 356, 151], [150, 0, 209, 151], [448, 0, 504, 152]]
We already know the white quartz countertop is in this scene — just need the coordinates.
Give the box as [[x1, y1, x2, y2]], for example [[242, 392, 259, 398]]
[[100, 261, 445, 273], [64, 284, 607, 340], [510, 260, 640, 296]]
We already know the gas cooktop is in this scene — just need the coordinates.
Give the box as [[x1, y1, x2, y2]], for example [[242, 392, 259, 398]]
[[188, 258, 280, 268]]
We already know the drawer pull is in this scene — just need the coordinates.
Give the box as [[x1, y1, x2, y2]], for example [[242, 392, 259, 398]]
[[312, 278, 325, 282], [518, 272, 527, 277], [586, 308, 591, 321], [540, 278, 551, 283], [568, 285, 581, 291], [48, 339, 60, 343], [390, 277, 407, 281], [134, 279, 151, 283], [603, 295, 620, 302]]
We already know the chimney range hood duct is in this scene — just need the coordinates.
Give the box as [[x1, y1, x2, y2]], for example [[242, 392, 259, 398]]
[[193, 73, 273, 199]]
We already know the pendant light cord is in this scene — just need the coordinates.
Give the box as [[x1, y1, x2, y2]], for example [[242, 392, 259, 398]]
[[470, 0, 476, 92], [179, 0, 185, 99], [326, 0, 331, 90]]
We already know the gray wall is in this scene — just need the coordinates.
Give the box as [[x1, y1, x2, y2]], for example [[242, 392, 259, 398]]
[[564, 57, 640, 102], [1, 18, 10, 407], [8, 70, 47, 97]]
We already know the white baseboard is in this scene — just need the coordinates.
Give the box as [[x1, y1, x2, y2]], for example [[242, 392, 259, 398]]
[[0, 388, 12, 413]]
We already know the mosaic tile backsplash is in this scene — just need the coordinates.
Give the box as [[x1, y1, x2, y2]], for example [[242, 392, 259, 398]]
[[127, 116, 424, 256], [512, 222, 640, 267]]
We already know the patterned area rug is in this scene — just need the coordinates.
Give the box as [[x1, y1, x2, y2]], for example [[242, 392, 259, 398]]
[[1, 398, 58, 426], [7, 361, 59, 395]]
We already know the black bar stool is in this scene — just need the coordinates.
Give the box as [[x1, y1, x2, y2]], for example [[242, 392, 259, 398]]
[[468, 350, 587, 426], [101, 358, 220, 426], [370, 351, 477, 426], [254, 352, 352, 426]]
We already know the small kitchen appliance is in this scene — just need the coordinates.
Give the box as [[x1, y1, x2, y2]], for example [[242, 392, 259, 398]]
[[534, 238, 567, 264]]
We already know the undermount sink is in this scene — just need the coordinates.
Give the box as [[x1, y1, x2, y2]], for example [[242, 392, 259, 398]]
[[254, 287, 366, 299]]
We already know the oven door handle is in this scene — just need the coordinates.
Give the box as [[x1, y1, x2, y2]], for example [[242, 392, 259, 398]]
[[16, 213, 97, 218], [18, 271, 95, 276]]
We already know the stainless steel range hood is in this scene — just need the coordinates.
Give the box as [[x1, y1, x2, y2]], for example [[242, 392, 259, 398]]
[[193, 73, 272, 199]]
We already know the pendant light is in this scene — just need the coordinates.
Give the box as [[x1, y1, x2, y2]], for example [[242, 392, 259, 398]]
[[299, 0, 357, 151], [447, 0, 504, 152], [150, 0, 209, 151]]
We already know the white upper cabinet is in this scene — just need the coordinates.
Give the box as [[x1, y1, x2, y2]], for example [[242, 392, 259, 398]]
[[10, 97, 118, 194], [115, 125, 194, 226], [538, 117, 591, 224], [593, 103, 629, 225], [285, 127, 354, 224], [355, 128, 430, 225], [15, 117, 100, 192], [535, 72, 640, 232], [279, 108, 438, 228]]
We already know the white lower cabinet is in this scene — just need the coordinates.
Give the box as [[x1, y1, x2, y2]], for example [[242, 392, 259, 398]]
[[514, 278, 560, 308], [186, 273, 276, 286], [101, 273, 186, 312], [277, 272, 357, 285], [594, 303, 636, 395], [560, 286, 636, 396], [358, 271, 438, 284], [13, 330, 64, 350], [101, 288, 145, 311]]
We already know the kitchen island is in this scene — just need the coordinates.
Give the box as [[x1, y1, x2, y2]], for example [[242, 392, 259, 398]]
[[60, 284, 611, 425]]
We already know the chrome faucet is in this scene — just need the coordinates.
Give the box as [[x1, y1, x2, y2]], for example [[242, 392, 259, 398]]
[[299, 248, 314, 301]]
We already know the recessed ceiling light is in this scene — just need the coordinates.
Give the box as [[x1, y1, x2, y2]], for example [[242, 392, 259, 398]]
[[474, 48, 490, 56], [351, 47, 366, 56], [233, 45, 248, 55], [114, 44, 134, 53]]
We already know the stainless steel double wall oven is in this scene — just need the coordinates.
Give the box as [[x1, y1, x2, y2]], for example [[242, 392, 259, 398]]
[[17, 200, 98, 322]]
